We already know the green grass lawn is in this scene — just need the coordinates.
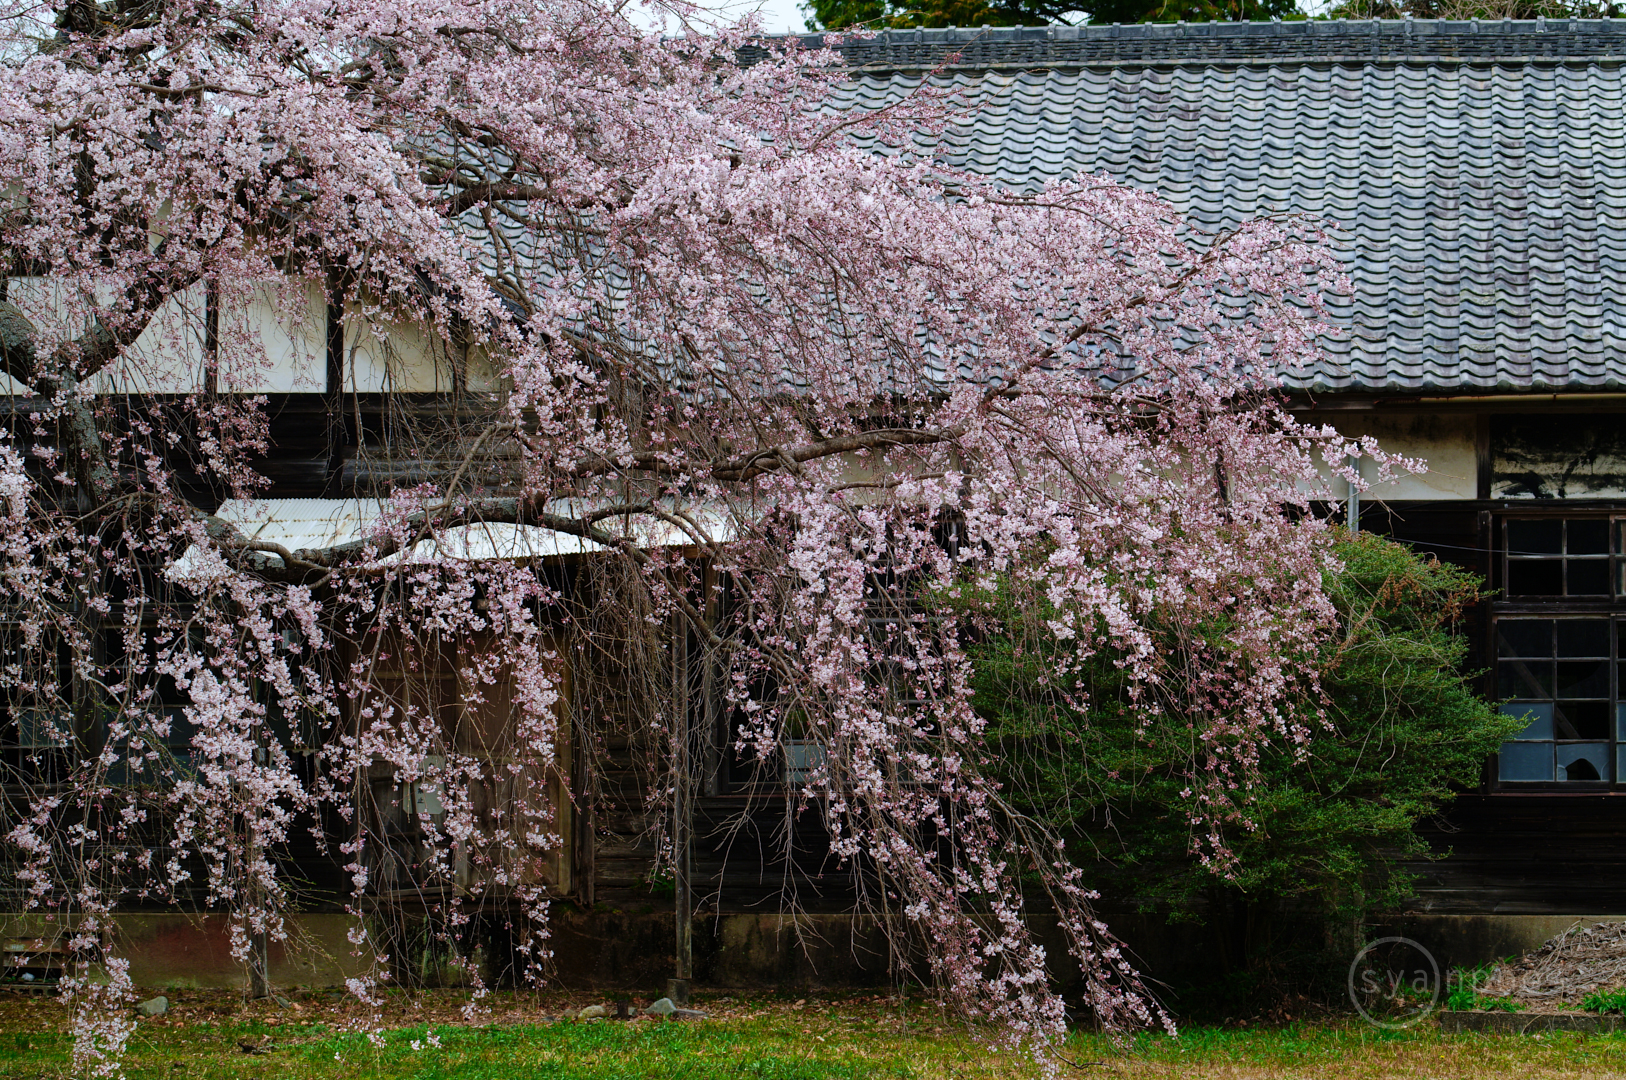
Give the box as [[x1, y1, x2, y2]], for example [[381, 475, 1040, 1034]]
[[1, 991, 1624, 1079]]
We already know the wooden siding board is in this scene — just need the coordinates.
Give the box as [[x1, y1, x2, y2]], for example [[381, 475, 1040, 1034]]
[[1405, 795, 1626, 914]]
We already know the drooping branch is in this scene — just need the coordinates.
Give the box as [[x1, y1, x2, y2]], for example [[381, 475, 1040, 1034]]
[[0, 264, 203, 507], [558, 426, 965, 482], [209, 499, 659, 582], [0, 2, 1363, 1069], [709, 425, 966, 482], [0, 259, 204, 392]]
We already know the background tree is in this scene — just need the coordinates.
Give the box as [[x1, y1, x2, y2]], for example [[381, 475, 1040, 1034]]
[[957, 532, 1521, 1001], [0, 0, 1378, 1071], [1325, 0, 1615, 17], [801, 0, 1295, 32], [801, 2, 1623, 36]]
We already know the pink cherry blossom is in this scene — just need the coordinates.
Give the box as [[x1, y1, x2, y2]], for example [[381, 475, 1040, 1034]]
[[0, 0, 1404, 1071]]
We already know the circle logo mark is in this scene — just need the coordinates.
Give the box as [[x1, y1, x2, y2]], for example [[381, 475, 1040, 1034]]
[[1347, 936, 1440, 1029]]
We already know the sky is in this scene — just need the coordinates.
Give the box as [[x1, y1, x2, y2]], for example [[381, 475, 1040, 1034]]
[[626, 3, 1349, 36], [728, 0, 810, 31], [626, 0, 811, 35]]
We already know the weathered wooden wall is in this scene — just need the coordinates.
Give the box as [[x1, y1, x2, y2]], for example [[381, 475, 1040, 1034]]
[[1407, 795, 1626, 915]]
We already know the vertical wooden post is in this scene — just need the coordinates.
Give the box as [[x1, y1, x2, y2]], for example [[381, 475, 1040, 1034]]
[[203, 279, 219, 397], [670, 787, 692, 1002], [247, 922, 270, 999], [1475, 413, 1493, 501], [701, 561, 721, 799], [669, 602, 693, 1006], [247, 747, 270, 999], [323, 273, 347, 497]]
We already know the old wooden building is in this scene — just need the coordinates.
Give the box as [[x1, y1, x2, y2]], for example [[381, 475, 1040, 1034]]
[[7, 16, 1626, 992], [523, 17, 1626, 981], [805, 19, 1626, 963]]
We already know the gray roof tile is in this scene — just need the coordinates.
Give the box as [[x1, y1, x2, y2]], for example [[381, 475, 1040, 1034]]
[[801, 21, 1626, 393]]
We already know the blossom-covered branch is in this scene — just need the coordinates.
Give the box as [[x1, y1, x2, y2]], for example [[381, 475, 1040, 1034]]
[[0, 0, 1402, 1073]]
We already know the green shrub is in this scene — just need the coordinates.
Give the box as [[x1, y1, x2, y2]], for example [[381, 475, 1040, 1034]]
[[1476, 997, 1526, 1013], [953, 532, 1524, 988]]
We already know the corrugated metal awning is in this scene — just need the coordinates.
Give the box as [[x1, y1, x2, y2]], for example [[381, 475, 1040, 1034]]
[[168, 497, 737, 581], [215, 498, 603, 563]]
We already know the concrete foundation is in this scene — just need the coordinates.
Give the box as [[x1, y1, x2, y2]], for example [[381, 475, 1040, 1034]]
[[517, 910, 1626, 994], [544, 910, 1234, 993], [545, 911, 899, 991], [5, 909, 1618, 993], [0, 912, 372, 991], [1368, 914, 1624, 974], [1440, 1011, 1624, 1034]]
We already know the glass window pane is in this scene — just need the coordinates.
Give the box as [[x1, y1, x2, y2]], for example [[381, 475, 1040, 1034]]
[[1509, 519, 1563, 555], [1619, 703, 1626, 742], [1569, 519, 1610, 555], [1499, 620, 1553, 658], [1567, 559, 1611, 596], [1507, 560, 1564, 596], [14, 709, 70, 749], [1558, 701, 1610, 741], [1499, 660, 1554, 700], [1500, 742, 1554, 781], [1502, 702, 1554, 740], [1557, 620, 1611, 658], [1559, 743, 1611, 782], [1557, 661, 1610, 698], [784, 739, 827, 783]]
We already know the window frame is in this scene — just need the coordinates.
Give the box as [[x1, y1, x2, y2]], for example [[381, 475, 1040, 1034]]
[[1491, 512, 1626, 791], [1502, 516, 1623, 601]]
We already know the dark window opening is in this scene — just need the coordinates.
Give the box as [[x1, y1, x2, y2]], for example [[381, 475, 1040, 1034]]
[[0, 628, 76, 786], [1504, 518, 1621, 598]]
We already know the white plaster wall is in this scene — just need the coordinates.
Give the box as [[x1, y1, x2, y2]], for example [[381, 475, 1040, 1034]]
[[344, 306, 454, 393], [108, 284, 209, 393], [4, 277, 209, 394], [218, 281, 326, 393], [5, 278, 326, 395], [465, 344, 502, 392], [1490, 414, 1626, 499], [4, 278, 478, 397], [3, 278, 483, 397], [1317, 413, 1477, 502]]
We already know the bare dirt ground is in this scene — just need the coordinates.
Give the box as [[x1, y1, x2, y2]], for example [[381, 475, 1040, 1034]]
[[1479, 922, 1626, 1013]]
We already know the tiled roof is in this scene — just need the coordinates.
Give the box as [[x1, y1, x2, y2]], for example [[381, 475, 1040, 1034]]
[[798, 21, 1626, 394], [764, 19, 1626, 69]]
